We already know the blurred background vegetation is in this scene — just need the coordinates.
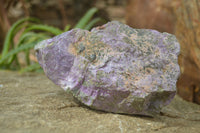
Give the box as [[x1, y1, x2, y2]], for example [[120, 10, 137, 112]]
[[0, 0, 199, 104]]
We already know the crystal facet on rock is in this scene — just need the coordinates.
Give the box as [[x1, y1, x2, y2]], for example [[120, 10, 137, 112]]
[[35, 21, 180, 116]]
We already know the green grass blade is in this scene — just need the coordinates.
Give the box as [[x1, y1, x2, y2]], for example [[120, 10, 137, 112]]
[[64, 24, 71, 32], [18, 32, 49, 46], [19, 32, 49, 45], [1, 17, 39, 58], [25, 50, 30, 65], [20, 63, 41, 73], [17, 32, 37, 45], [24, 24, 63, 35], [6, 33, 49, 65], [74, 8, 98, 29], [84, 17, 103, 30], [0, 39, 43, 65]]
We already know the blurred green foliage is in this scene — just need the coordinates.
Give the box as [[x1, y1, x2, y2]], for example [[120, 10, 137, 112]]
[[0, 7, 104, 72]]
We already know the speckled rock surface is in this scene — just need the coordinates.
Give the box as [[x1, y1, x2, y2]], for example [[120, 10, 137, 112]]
[[0, 71, 200, 133], [35, 21, 180, 116]]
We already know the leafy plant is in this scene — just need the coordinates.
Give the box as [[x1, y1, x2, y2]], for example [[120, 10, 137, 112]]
[[0, 7, 104, 72]]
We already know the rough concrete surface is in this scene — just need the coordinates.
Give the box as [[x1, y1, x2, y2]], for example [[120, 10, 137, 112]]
[[0, 70, 200, 133]]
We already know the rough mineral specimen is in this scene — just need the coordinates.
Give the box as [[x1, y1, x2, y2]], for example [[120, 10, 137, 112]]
[[35, 21, 180, 116]]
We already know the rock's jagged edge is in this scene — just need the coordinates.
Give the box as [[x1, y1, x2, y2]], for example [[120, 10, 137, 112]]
[[35, 21, 180, 116]]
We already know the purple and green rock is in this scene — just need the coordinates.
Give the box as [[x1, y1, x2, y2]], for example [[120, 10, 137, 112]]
[[34, 21, 180, 116]]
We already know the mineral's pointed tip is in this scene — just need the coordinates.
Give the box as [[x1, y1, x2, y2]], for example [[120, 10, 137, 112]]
[[35, 21, 180, 116]]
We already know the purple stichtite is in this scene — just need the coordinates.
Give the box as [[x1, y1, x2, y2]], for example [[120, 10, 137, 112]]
[[35, 21, 180, 116]]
